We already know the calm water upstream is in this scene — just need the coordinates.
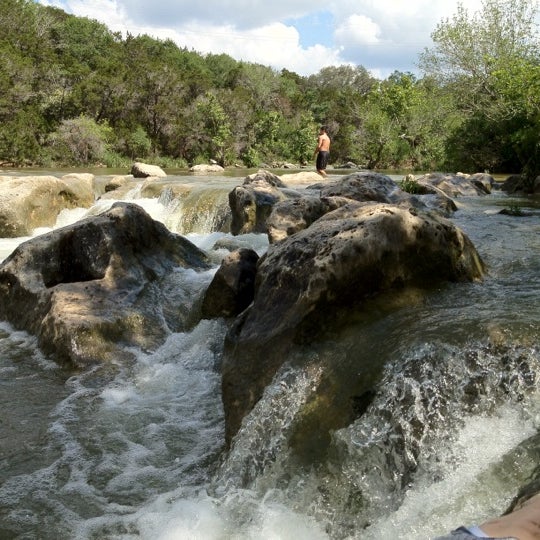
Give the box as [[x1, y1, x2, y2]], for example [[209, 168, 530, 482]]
[[0, 171, 539, 539]]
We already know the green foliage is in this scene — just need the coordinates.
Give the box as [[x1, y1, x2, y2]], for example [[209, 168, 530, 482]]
[[492, 57, 540, 184], [102, 151, 131, 168], [241, 147, 261, 168], [420, 0, 540, 175], [503, 202, 525, 216], [124, 126, 152, 159], [151, 155, 189, 169], [288, 114, 318, 163], [47, 115, 113, 165], [399, 176, 424, 194], [0, 0, 538, 178], [191, 92, 232, 165]]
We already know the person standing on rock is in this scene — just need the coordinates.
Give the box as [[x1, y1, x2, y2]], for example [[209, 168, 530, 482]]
[[314, 125, 330, 177]]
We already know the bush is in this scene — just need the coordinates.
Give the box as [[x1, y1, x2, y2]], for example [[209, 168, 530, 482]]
[[102, 151, 131, 168], [242, 147, 261, 168], [124, 126, 152, 159], [48, 116, 113, 165], [151, 155, 189, 169]]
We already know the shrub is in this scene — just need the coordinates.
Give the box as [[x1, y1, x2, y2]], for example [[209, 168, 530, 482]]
[[48, 116, 113, 165], [399, 175, 424, 194]]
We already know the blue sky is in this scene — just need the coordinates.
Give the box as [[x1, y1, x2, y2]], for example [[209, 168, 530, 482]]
[[286, 10, 335, 49], [36, 0, 489, 77]]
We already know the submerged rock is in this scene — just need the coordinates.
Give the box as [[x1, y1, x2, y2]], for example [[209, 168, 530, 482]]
[[221, 202, 486, 446], [0, 202, 210, 368], [190, 164, 225, 173]]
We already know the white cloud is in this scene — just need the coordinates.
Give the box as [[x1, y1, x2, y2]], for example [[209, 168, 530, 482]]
[[36, 0, 501, 77], [118, 0, 328, 30], [334, 14, 382, 47], [162, 22, 343, 75]]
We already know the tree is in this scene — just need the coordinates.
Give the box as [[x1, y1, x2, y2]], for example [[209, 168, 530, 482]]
[[419, 0, 540, 174], [492, 58, 540, 185], [121, 35, 191, 155], [190, 92, 232, 165], [123, 126, 152, 159], [419, 0, 538, 98]]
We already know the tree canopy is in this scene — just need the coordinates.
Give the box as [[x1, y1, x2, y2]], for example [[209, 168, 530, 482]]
[[0, 0, 538, 183]]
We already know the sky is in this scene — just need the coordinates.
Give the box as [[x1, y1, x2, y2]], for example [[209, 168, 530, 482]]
[[36, 0, 487, 78]]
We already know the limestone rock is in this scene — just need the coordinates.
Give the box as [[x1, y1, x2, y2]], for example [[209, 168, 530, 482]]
[[229, 171, 291, 235], [0, 175, 95, 237], [469, 173, 494, 194], [201, 248, 259, 318], [265, 172, 456, 244], [189, 164, 225, 173], [280, 171, 325, 186], [266, 196, 350, 244], [501, 174, 540, 194], [0, 202, 210, 368], [416, 172, 490, 197], [245, 170, 286, 188], [60, 173, 96, 197], [131, 162, 167, 178], [221, 202, 486, 445], [317, 171, 419, 204], [104, 175, 130, 192]]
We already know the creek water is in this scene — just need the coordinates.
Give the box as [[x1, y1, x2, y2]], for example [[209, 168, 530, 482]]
[[0, 171, 539, 539]]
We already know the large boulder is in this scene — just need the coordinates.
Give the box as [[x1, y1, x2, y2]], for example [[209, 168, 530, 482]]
[[416, 172, 490, 197], [131, 162, 167, 178], [469, 172, 495, 194], [245, 169, 287, 188], [265, 172, 457, 244], [0, 175, 95, 237], [280, 171, 324, 186], [104, 175, 131, 193], [229, 171, 291, 235], [221, 202, 486, 445], [317, 172, 416, 204], [266, 195, 351, 244], [0, 202, 210, 368], [501, 174, 540, 194], [201, 248, 259, 318]]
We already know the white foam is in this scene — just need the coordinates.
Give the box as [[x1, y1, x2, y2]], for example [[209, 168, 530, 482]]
[[362, 404, 538, 539], [136, 495, 227, 540], [0, 237, 28, 262]]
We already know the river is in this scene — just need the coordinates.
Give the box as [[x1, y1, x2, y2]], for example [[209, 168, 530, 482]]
[[0, 170, 539, 539]]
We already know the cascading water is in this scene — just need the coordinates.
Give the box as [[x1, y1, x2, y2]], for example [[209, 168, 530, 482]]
[[0, 173, 539, 539]]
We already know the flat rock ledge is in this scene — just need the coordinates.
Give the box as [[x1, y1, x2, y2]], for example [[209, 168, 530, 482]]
[[0, 174, 95, 237]]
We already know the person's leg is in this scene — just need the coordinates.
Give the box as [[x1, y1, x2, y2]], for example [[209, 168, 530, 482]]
[[316, 151, 328, 177], [479, 492, 540, 540]]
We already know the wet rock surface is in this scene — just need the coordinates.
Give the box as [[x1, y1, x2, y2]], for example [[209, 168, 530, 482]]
[[0, 202, 210, 368]]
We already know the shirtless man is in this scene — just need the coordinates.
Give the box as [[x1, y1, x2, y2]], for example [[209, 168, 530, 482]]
[[314, 125, 330, 177], [435, 492, 540, 539]]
